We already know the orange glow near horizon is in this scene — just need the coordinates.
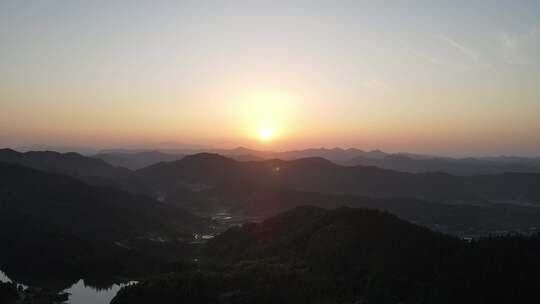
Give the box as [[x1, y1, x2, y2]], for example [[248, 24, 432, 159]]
[[232, 90, 296, 145], [2, 2, 540, 156]]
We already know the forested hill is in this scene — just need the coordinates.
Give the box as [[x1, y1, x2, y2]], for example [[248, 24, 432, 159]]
[[0, 162, 207, 280], [0, 162, 202, 240], [113, 206, 540, 304]]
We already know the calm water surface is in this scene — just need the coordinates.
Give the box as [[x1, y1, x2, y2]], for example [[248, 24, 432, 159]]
[[0, 269, 135, 304], [0, 270, 11, 283]]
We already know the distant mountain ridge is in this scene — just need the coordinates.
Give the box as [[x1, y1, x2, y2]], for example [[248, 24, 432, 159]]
[[146, 146, 405, 163], [93, 151, 185, 170], [3, 147, 540, 236], [11, 146, 539, 176], [88, 146, 540, 175], [0, 148, 130, 180], [133, 153, 540, 205], [347, 154, 540, 175]]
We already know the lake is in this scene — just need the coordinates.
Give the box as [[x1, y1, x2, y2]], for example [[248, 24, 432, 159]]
[[0, 269, 135, 304]]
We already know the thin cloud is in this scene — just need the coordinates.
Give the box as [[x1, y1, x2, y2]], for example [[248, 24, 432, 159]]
[[407, 47, 470, 70], [436, 35, 478, 61], [408, 47, 445, 66], [361, 79, 391, 91], [498, 29, 538, 65]]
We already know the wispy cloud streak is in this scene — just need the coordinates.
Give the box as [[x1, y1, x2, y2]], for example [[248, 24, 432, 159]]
[[407, 47, 470, 70], [436, 35, 478, 61], [361, 78, 391, 91]]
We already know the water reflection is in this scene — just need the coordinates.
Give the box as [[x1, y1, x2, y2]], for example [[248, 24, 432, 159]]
[[65, 279, 136, 304], [0, 270, 11, 282], [0, 269, 135, 304]]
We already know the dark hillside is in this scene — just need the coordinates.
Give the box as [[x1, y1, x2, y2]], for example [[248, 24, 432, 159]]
[[112, 206, 540, 304]]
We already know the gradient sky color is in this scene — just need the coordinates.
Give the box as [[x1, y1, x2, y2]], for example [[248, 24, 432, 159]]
[[1, 0, 540, 156]]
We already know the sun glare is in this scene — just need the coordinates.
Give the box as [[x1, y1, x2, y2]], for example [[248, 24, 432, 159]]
[[258, 128, 274, 141]]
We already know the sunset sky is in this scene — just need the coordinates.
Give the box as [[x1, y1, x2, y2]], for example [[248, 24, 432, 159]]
[[1, 1, 539, 156]]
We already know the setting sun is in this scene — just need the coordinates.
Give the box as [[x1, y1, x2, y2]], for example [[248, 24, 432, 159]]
[[258, 128, 275, 141]]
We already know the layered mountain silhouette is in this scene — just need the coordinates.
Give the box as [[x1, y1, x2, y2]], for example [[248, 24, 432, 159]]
[[132, 153, 540, 205], [219, 147, 391, 163], [9, 147, 540, 207], [90, 146, 540, 175], [3, 148, 540, 236]]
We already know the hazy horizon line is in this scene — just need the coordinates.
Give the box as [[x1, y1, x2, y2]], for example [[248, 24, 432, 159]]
[[4, 143, 540, 159]]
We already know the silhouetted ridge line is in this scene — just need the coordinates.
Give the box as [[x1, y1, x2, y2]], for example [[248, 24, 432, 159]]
[[132, 152, 540, 206], [0, 148, 131, 181], [182, 152, 236, 163]]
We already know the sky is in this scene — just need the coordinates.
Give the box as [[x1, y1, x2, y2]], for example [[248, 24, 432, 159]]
[[1, 0, 539, 156]]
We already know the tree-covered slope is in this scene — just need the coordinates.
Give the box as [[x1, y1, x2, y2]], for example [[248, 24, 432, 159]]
[[113, 206, 540, 304]]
